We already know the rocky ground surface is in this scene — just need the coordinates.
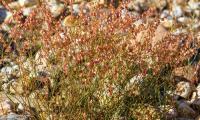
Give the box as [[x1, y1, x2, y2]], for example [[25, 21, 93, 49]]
[[0, 0, 200, 119]]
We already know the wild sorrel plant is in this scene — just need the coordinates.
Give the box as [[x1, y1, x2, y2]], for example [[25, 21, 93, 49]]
[[0, 1, 199, 119]]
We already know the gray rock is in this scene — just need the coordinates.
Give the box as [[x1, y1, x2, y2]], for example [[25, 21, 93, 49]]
[[177, 101, 197, 118], [0, 8, 12, 23], [191, 99, 200, 112]]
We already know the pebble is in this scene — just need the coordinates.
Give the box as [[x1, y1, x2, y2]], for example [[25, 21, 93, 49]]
[[160, 10, 170, 18], [175, 81, 194, 99], [8, 1, 21, 10], [18, 0, 38, 7], [188, 0, 200, 10], [22, 5, 37, 16], [48, 3, 65, 17], [172, 5, 183, 18], [177, 17, 191, 24]]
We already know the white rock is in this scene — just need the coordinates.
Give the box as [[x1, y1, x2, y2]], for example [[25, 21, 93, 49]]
[[1, 66, 13, 75], [190, 92, 198, 103], [18, 0, 38, 7], [133, 19, 144, 28], [172, 28, 187, 35], [160, 10, 170, 18], [22, 5, 37, 16], [188, 0, 200, 10], [177, 17, 190, 24], [48, 3, 65, 17], [196, 84, 200, 98], [8, 1, 21, 10], [175, 81, 194, 99], [17, 103, 24, 112], [72, 4, 80, 15], [172, 5, 183, 17], [194, 10, 200, 17]]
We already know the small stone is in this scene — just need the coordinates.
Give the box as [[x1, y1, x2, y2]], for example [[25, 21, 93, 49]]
[[72, 4, 80, 15], [196, 84, 200, 98], [194, 10, 200, 17], [17, 103, 24, 113], [133, 19, 144, 28], [177, 17, 191, 24], [22, 5, 37, 16], [188, 0, 200, 10], [18, 0, 38, 7], [172, 28, 187, 35], [190, 92, 198, 103], [175, 81, 194, 99], [8, 1, 21, 10], [172, 5, 183, 18], [48, 3, 65, 17], [160, 10, 170, 18]]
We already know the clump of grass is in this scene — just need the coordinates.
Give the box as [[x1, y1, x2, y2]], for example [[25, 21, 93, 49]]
[[0, 1, 199, 119]]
